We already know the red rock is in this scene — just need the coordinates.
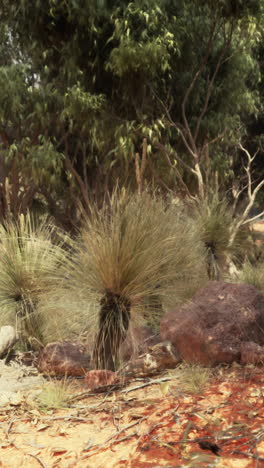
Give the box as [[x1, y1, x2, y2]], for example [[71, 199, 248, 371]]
[[160, 281, 264, 366], [241, 341, 264, 365], [120, 325, 160, 361], [37, 341, 91, 376], [122, 341, 181, 377], [84, 370, 120, 390]]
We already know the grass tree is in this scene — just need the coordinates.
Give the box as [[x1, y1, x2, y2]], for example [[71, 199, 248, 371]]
[[0, 214, 69, 349], [192, 195, 251, 280], [68, 190, 207, 371]]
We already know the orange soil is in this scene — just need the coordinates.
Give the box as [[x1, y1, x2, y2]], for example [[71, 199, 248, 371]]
[[0, 366, 263, 468]]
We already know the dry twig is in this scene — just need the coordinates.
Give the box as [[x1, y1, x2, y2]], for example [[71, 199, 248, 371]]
[[28, 453, 47, 468], [120, 376, 172, 394]]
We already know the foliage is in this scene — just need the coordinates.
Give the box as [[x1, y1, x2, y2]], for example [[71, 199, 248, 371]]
[[0, 0, 263, 223], [0, 214, 69, 349]]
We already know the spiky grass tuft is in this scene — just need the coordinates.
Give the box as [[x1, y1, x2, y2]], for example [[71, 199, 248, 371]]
[[178, 363, 212, 394], [36, 378, 74, 410], [65, 191, 207, 370], [0, 214, 69, 349]]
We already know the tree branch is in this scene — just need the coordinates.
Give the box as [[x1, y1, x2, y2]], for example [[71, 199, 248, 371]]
[[182, 17, 218, 153], [65, 156, 90, 212], [230, 144, 264, 244], [194, 22, 234, 142], [155, 142, 195, 175]]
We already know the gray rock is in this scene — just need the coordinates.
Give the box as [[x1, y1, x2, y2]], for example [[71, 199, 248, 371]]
[[0, 325, 18, 358]]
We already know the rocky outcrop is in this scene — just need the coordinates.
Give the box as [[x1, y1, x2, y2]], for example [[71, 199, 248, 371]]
[[160, 282, 264, 366]]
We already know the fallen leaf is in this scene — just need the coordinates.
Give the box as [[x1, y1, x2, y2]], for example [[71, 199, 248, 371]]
[[50, 447, 68, 455], [37, 424, 50, 431], [160, 382, 170, 396]]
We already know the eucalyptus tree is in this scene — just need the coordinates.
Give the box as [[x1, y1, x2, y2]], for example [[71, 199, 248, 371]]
[[109, 0, 263, 199], [0, 0, 263, 224]]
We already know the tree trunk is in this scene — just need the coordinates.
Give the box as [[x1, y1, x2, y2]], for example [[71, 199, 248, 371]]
[[93, 291, 131, 370]]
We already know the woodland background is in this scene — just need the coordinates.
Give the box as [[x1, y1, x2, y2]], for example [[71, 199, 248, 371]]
[[0, 0, 263, 231]]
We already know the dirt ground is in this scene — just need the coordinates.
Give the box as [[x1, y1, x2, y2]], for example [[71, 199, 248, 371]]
[[0, 361, 263, 468]]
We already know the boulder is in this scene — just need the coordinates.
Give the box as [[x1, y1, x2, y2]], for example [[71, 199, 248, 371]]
[[0, 326, 18, 358], [84, 370, 120, 390], [37, 341, 91, 376], [121, 341, 181, 378], [160, 281, 264, 366], [241, 341, 264, 365]]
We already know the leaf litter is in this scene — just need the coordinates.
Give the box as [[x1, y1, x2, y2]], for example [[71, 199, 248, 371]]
[[0, 364, 263, 467]]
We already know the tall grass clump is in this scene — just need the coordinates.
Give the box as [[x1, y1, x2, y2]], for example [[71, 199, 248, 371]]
[[66, 190, 207, 370], [0, 214, 69, 349], [178, 363, 212, 394], [36, 379, 74, 410], [192, 195, 250, 280]]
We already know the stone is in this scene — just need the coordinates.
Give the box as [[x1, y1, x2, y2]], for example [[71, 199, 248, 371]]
[[121, 341, 181, 377], [0, 326, 18, 358], [120, 325, 160, 361], [0, 391, 22, 407], [37, 341, 91, 376], [241, 341, 264, 365], [84, 370, 119, 390], [160, 281, 264, 366]]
